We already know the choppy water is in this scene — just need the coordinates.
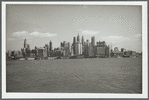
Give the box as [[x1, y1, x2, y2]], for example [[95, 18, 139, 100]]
[[6, 58, 142, 93]]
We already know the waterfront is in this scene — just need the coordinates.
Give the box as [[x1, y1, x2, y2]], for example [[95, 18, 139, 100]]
[[6, 57, 142, 93]]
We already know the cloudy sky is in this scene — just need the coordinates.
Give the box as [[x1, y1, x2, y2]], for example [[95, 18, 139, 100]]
[[6, 5, 142, 52]]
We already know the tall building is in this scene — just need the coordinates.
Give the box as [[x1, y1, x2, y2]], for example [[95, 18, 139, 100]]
[[53, 47, 63, 57], [60, 42, 63, 48], [45, 44, 49, 57], [87, 39, 89, 45], [68, 42, 71, 52], [77, 34, 80, 42], [88, 43, 94, 57], [49, 40, 53, 56], [49, 40, 52, 51], [73, 37, 76, 55], [61, 41, 71, 57], [81, 36, 85, 55], [22, 39, 29, 57], [75, 42, 82, 56], [91, 36, 95, 47], [24, 38, 27, 48], [82, 36, 84, 46], [83, 40, 89, 57], [75, 34, 82, 56], [37, 47, 44, 59], [73, 37, 76, 44], [26, 44, 31, 57], [27, 44, 30, 50], [34, 46, 38, 57], [105, 45, 109, 57], [71, 46, 74, 56]]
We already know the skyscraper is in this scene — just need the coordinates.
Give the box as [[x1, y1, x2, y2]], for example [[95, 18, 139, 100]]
[[77, 34, 80, 42], [83, 40, 89, 57], [24, 38, 27, 48], [45, 44, 49, 56], [75, 34, 82, 56], [27, 44, 30, 50], [68, 42, 71, 52], [49, 41, 53, 57], [91, 36, 95, 47], [82, 36, 84, 46], [73, 37, 76, 55], [71, 46, 74, 56], [88, 43, 94, 57], [73, 37, 76, 44], [60, 42, 63, 48], [86, 39, 89, 46], [49, 40, 52, 51]]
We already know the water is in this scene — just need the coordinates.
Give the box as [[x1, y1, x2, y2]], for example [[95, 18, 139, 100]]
[[6, 58, 142, 93]]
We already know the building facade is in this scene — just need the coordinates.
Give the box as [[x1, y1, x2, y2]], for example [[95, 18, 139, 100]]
[[75, 34, 82, 56]]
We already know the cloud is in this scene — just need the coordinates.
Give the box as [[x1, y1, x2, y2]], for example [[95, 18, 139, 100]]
[[12, 31, 29, 37], [12, 31, 57, 38], [30, 31, 57, 37], [78, 30, 99, 35]]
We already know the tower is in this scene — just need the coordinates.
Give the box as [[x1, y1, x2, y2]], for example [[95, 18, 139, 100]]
[[75, 42, 82, 56], [71, 46, 73, 56], [63, 41, 66, 47], [73, 37, 76, 55], [87, 39, 89, 46], [91, 36, 95, 47], [75, 34, 82, 56], [24, 38, 27, 48], [82, 36, 84, 46], [27, 44, 30, 50], [77, 33, 80, 42], [26, 44, 30, 57], [60, 42, 63, 48], [73, 37, 76, 44], [49, 40, 52, 51], [45, 44, 49, 56], [68, 42, 71, 52]]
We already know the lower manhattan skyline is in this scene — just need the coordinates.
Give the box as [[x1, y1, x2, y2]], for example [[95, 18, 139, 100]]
[[6, 5, 142, 52], [3, 1, 148, 99]]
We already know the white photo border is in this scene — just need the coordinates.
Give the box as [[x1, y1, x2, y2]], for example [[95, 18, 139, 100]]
[[2, 1, 148, 99]]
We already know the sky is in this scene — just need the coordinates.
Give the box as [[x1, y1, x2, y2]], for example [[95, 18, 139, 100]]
[[6, 5, 142, 52]]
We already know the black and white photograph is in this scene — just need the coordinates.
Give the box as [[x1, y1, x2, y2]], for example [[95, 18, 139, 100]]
[[2, 1, 148, 99]]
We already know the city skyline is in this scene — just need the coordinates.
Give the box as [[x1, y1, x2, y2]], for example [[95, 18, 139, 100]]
[[6, 5, 142, 52]]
